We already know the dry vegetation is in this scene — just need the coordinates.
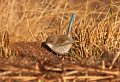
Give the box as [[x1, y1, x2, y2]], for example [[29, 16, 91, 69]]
[[0, 0, 120, 82]]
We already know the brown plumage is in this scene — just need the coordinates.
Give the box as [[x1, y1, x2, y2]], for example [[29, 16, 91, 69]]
[[45, 35, 74, 54], [45, 13, 75, 54]]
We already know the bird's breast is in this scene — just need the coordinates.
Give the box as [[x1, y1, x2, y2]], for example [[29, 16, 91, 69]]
[[51, 44, 72, 54]]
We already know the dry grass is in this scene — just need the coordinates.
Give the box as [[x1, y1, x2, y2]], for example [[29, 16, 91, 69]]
[[0, 0, 120, 82]]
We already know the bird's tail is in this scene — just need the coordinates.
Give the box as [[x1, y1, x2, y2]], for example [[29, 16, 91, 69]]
[[67, 13, 76, 36]]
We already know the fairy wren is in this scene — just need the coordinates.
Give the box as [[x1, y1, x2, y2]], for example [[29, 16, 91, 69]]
[[45, 13, 75, 54]]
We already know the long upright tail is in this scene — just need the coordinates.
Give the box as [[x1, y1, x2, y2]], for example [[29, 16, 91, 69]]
[[67, 13, 75, 36]]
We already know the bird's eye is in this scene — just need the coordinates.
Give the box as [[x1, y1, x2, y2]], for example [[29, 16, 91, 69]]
[[48, 40, 53, 43]]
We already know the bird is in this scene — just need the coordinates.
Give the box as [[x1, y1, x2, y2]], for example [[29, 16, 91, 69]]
[[45, 13, 75, 54]]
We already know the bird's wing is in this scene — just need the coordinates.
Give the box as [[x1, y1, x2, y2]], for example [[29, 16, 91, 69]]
[[57, 37, 74, 46]]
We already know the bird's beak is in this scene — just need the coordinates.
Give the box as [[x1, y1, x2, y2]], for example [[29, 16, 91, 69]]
[[46, 43, 53, 48]]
